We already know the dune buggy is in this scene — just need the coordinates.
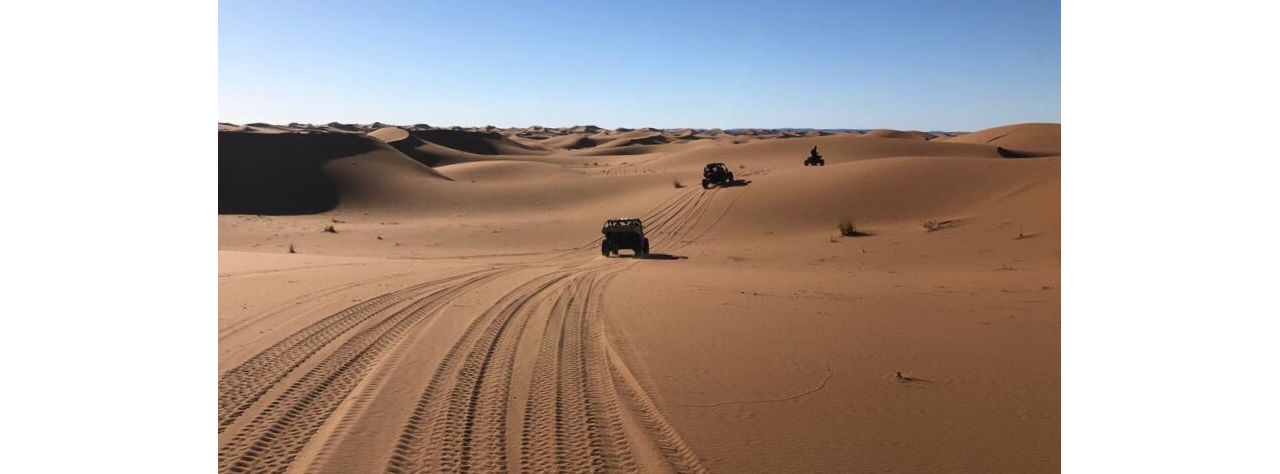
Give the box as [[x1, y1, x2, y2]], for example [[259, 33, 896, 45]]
[[601, 218, 650, 257], [701, 162, 734, 188]]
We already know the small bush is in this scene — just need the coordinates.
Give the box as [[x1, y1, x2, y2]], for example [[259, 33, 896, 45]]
[[323, 225, 337, 233], [673, 178, 685, 188], [922, 219, 956, 232], [288, 244, 296, 253], [838, 218, 859, 237]]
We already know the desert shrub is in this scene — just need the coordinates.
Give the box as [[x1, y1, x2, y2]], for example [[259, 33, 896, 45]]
[[839, 218, 862, 237], [323, 225, 337, 233], [673, 178, 685, 188], [922, 219, 956, 232]]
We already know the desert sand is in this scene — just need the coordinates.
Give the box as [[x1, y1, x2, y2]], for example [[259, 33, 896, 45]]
[[219, 122, 1060, 473]]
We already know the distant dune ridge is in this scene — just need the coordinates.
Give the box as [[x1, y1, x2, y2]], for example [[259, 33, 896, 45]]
[[218, 122, 1057, 216], [863, 129, 935, 141]]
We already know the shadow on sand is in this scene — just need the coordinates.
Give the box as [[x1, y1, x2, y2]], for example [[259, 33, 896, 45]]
[[616, 253, 688, 260]]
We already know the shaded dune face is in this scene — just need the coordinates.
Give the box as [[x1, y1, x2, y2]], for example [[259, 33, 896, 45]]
[[862, 129, 935, 140], [369, 128, 548, 167], [218, 132, 380, 215], [219, 131, 455, 216], [405, 129, 542, 156], [537, 133, 598, 150], [947, 123, 1060, 156]]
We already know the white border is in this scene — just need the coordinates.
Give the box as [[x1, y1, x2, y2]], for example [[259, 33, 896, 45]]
[[1065, 1, 1279, 471], [3, 1, 215, 472]]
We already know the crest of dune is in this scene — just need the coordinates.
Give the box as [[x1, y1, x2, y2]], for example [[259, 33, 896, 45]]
[[944, 123, 1060, 156]]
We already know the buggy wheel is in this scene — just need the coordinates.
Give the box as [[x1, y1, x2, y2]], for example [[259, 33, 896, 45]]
[[804, 161, 811, 166], [642, 238, 650, 256], [601, 241, 610, 257], [819, 160, 824, 166], [701, 179, 711, 189]]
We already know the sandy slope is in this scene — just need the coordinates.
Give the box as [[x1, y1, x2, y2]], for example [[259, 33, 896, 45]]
[[943, 122, 1061, 156], [219, 122, 1060, 473]]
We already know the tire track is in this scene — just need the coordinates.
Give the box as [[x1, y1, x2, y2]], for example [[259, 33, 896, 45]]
[[218, 268, 492, 434], [221, 171, 728, 473], [537, 274, 609, 472], [521, 266, 696, 473], [684, 186, 745, 245], [516, 283, 575, 472], [218, 262, 364, 279], [569, 187, 698, 251], [387, 262, 709, 474], [218, 269, 503, 474], [529, 269, 640, 472], [219, 272, 409, 342], [581, 271, 642, 472], [652, 191, 713, 249], [602, 155, 662, 177], [645, 189, 720, 251], [608, 342, 709, 474], [384, 182, 722, 473], [641, 189, 702, 238], [386, 270, 572, 473]]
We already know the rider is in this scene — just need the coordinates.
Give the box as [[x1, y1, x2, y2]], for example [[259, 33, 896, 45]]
[[810, 146, 821, 159]]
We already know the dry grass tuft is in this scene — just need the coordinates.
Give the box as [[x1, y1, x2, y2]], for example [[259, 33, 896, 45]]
[[922, 219, 957, 232], [838, 218, 869, 237]]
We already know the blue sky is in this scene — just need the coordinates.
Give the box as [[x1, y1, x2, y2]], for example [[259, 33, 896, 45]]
[[220, 1, 1059, 131]]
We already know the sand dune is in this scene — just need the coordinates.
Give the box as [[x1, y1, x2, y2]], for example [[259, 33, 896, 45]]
[[596, 131, 672, 148], [365, 126, 551, 166], [366, 126, 410, 143], [410, 128, 547, 155], [863, 129, 936, 140], [945, 122, 1061, 156], [643, 132, 1006, 174], [218, 131, 449, 215], [536, 132, 598, 150], [219, 121, 1060, 473]]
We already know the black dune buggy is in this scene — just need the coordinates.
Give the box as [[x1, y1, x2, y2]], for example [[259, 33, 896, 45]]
[[601, 218, 650, 257], [701, 162, 735, 188]]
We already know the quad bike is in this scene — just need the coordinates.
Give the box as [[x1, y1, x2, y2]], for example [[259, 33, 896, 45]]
[[601, 218, 650, 257], [804, 154, 825, 166], [701, 162, 735, 188]]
